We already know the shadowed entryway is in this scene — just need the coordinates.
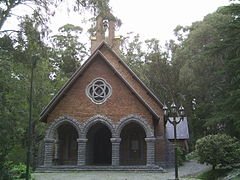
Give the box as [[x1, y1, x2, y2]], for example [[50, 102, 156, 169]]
[[56, 123, 78, 165], [120, 122, 147, 165], [86, 123, 112, 165]]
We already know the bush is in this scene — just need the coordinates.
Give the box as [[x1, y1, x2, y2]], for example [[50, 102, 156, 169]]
[[177, 146, 187, 166], [10, 163, 31, 179], [195, 134, 240, 170], [186, 151, 198, 161], [7, 144, 26, 165], [0, 161, 14, 180], [197, 168, 232, 180]]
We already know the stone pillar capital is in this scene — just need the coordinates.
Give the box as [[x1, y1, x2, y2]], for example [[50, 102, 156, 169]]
[[145, 137, 156, 142], [77, 138, 88, 143], [44, 138, 55, 143], [110, 138, 121, 143]]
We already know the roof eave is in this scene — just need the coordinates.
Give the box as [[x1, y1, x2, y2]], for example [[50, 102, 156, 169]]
[[40, 49, 104, 122], [98, 51, 160, 120], [100, 42, 164, 108], [40, 41, 162, 122]]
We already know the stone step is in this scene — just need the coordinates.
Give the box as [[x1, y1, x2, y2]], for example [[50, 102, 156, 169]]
[[35, 165, 164, 172]]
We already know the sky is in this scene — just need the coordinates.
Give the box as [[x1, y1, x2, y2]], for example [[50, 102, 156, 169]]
[[109, 0, 232, 43], [3, 0, 233, 45], [49, 0, 232, 45]]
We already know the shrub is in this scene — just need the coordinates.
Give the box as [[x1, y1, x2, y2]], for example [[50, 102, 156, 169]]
[[10, 163, 31, 179], [0, 161, 14, 180], [186, 151, 198, 161], [195, 134, 240, 170], [177, 146, 187, 166], [197, 168, 231, 180], [7, 144, 26, 165]]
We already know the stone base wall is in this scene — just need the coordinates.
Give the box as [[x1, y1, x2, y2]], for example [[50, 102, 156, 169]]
[[164, 139, 175, 168]]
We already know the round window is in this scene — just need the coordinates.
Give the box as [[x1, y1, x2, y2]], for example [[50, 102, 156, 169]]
[[86, 78, 112, 104]]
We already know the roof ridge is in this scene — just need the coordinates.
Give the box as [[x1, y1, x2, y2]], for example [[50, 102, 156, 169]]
[[40, 42, 163, 122], [100, 42, 164, 108]]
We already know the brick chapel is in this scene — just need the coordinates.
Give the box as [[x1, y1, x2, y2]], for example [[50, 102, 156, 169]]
[[39, 16, 181, 170]]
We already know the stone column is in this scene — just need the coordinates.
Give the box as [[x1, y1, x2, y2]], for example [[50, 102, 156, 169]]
[[54, 141, 60, 159], [110, 138, 121, 166], [53, 140, 60, 165], [77, 138, 88, 166], [145, 137, 156, 166], [43, 138, 55, 167]]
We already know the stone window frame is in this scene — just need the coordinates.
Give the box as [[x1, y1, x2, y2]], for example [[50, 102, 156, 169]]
[[86, 77, 112, 104]]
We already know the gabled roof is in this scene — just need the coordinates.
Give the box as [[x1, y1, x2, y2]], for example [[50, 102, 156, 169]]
[[99, 42, 164, 108], [40, 41, 163, 122]]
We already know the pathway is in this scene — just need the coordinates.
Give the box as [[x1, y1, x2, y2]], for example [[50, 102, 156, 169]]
[[32, 161, 211, 180]]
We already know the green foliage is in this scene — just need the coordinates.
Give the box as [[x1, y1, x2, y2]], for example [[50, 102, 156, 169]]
[[0, 161, 14, 180], [1, 1, 240, 179], [169, 3, 240, 143], [0, 0, 58, 31], [0, 35, 25, 179], [197, 168, 232, 180], [0, 13, 63, 179], [121, 34, 180, 104], [7, 144, 26, 165], [224, 169, 240, 180], [0, 0, 113, 31], [186, 151, 198, 161], [10, 163, 32, 179], [52, 24, 88, 78], [75, 0, 111, 17], [177, 146, 187, 166], [195, 134, 240, 169], [0, 0, 113, 179]]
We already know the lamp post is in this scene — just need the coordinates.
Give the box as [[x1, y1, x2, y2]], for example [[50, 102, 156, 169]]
[[163, 102, 185, 180], [26, 55, 37, 180]]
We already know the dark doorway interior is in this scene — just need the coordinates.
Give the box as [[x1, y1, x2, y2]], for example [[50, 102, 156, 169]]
[[120, 122, 146, 165], [86, 123, 112, 165], [56, 123, 78, 165]]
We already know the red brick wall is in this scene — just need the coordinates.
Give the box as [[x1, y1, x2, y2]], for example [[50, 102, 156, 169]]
[[46, 48, 167, 164], [99, 46, 165, 135], [47, 56, 153, 127]]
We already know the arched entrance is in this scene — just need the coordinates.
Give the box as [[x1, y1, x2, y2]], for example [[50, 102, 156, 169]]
[[56, 123, 78, 165], [120, 122, 147, 165], [86, 123, 112, 165]]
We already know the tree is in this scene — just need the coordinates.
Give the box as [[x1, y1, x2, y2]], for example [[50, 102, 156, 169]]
[[208, 3, 240, 138], [120, 33, 145, 76], [0, 0, 113, 31], [143, 38, 181, 104], [51, 24, 88, 78], [0, 14, 57, 179], [120, 34, 182, 104], [0, 0, 115, 179], [0, 0, 57, 30], [195, 134, 240, 169], [170, 3, 240, 142], [0, 35, 25, 179]]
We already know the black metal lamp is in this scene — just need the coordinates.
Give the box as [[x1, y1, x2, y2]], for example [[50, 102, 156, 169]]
[[164, 102, 185, 180]]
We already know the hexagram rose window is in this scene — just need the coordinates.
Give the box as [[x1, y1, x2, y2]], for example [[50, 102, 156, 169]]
[[86, 78, 112, 104]]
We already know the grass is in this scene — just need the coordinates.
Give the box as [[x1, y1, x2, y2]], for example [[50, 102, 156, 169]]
[[232, 176, 240, 180], [197, 168, 231, 180], [195, 168, 240, 180]]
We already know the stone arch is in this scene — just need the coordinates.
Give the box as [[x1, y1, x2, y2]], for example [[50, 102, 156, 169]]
[[116, 115, 154, 138], [83, 114, 116, 138], [45, 116, 82, 139]]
